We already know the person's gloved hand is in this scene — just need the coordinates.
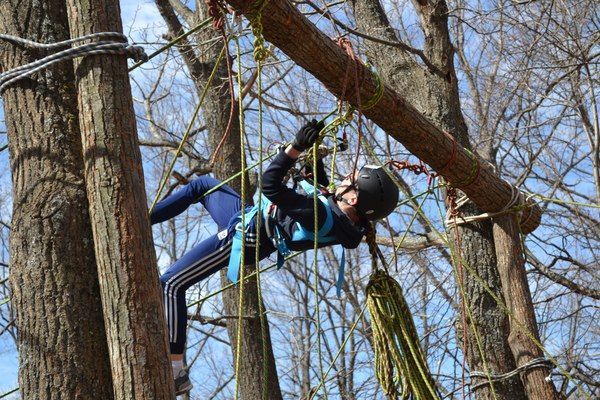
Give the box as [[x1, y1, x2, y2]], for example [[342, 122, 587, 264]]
[[292, 119, 325, 152]]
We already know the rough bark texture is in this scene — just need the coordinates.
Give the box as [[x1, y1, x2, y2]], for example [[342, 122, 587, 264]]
[[154, 1, 284, 398], [223, 0, 541, 235], [0, 1, 114, 398], [493, 215, 562, 399], [63, 1, 174, 398], [350, 0, 527, 398]]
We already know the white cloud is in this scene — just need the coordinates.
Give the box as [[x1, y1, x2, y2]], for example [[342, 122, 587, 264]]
[[120, 0, 165, 42]]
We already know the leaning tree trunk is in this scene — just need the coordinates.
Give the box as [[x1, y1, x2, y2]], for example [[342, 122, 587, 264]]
[[0, 1, 113, 398], [64, 0, 174, 398], [153, 1, 283, 398], [493, 215, 563, 399]]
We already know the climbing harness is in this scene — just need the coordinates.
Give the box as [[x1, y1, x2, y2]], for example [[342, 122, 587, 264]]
[[226, 179, 347, 294], [0, 33, 147, 93]]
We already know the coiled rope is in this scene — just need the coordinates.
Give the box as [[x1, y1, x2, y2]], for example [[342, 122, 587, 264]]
[[365, 227, 441, 400], [0, 32, 147, 93]]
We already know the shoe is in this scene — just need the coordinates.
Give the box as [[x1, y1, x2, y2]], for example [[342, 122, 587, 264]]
[[174, 369, 193, 396]]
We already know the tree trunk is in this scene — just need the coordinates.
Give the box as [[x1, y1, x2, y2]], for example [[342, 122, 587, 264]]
[[153, 1, 284, 398], [350, 0, 526, 398], [493, 215, 561, 399], [0, 1, 113, 398], [63, 1, 174, 398]]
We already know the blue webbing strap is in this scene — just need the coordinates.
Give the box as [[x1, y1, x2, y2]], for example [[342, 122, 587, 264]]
[[228, 180, 347, 296], [226, 205, 260, 283], [298, 180, 347, 297]]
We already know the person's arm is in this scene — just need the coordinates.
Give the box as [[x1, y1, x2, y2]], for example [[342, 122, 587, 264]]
[[302, 158, 330, 188], [262, 121, 328, 229], [261, 144, 305, 206], [262, 119, 321, 205]]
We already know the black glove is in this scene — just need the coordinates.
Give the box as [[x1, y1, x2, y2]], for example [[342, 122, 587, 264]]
[[292, 119, 325, 152]]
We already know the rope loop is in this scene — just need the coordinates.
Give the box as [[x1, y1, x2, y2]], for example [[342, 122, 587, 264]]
[[0, 33, 147, 94], [246, 0, 271, 62], [333, 38, 383, 111], [451, 148, 481, 188], [436, 131, 458, 177], [470, 357, 554, 391], [366, 267, 442, 399], [362, 62, 384, 110]]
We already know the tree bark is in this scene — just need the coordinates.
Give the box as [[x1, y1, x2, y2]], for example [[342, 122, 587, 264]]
[[493, 215, 561, 400], [63, 1, 174, 398], [154, 1, 284, 398], [0, 1, 113, 398], [349, 0, 527, 398]]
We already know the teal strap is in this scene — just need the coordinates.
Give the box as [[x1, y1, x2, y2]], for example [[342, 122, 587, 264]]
[[299, 179, 346, 296], [227, 205, 260, 283], [227, 229, 244, 283]]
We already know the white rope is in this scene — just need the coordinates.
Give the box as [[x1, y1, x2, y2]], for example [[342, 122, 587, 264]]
[[0, 32, 147, 93], [470, 357, 554, 391], [445, 181, 526, 228]]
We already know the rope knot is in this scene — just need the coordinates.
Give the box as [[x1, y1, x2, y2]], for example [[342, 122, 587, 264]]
[[125, 45, 149, 63]]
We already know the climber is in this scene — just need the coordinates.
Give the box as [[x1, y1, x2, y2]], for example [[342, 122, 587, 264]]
[[150, 119, 399, 395]]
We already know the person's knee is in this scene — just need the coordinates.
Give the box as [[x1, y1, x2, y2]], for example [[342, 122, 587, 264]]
[[160, 273, 173, 293], [160, 271, 192, 297], [187, 176, 220, 199]]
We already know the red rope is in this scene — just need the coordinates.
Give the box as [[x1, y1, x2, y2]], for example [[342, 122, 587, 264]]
[[209, 37, 237, 167], [203, 0, 236, 168], [205, 0, 226, 31], [436, 131, 458, 177], [334, 37, 363, 182], [387, 159, 437, 188]]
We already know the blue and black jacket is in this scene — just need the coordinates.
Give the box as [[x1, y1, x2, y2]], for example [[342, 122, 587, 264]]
[[261, 148, 367, 252]]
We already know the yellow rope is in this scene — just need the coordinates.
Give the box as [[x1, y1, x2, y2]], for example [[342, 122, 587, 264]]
[[361, 63, 384, 111], [233, 34, 247, 400], [312, 143, 328, 398], [255, 56, 270, 400], [365, 242, 441, 399], [128, 17, 214, 72], [246, 0, 271, 62]]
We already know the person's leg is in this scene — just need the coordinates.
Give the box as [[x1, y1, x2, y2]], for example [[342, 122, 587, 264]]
[[160, 231, 233, 358], [151, 175, 242, 229]]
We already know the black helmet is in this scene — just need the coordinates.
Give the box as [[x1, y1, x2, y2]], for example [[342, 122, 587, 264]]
[[355, 165, 399, 220]]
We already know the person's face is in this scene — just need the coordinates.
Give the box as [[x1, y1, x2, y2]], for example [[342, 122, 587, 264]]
[[335, 170, 359, 206]]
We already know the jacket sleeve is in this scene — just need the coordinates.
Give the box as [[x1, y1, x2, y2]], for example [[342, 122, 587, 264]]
[[302, 158, 330, 188], [262, 149, 328, 231]]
